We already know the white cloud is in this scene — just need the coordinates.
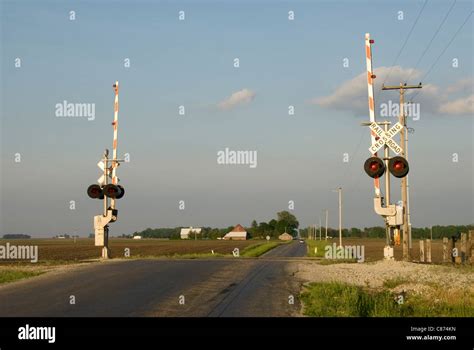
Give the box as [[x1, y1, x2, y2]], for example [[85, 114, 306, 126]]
[[438, 94, 474, 115], [446, 78, 473, 94], [217, 88, 256, 110], [312, 66, 472, 116], [310, 66, 422, 115]]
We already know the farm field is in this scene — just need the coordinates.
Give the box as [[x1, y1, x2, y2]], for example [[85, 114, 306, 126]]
[[0, 237, 454, 265], [0, 238, 270, 265]]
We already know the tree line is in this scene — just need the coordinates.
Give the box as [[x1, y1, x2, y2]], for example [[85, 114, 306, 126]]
[[300, 225, 474, 240], [1, 234, 31, 239], [128, 211, 300, 240]]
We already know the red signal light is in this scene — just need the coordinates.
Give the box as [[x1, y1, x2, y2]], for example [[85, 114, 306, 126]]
[[103, 184, 120, 198], [87, 184, 103, 199], [364, 157, 385, 178], [388, 156, 409, 178]]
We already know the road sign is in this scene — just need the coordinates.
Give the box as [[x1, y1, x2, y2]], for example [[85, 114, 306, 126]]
[[97, 175, 106, 186], [368, 122, 403, 154], [97, 160, 115, 185]]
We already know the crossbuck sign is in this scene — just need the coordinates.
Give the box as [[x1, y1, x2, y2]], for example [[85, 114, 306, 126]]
[[97, 160, 116, 186], [368, 122, 403, 155]]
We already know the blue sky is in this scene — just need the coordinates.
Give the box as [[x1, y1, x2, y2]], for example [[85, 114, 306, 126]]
[[1, 0, 473, 237]]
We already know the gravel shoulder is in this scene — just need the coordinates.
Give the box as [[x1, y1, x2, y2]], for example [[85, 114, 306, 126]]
[[296, 260, 474, 295]]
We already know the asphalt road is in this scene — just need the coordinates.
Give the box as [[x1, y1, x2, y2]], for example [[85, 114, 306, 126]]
[[0, 242, 307, 317]]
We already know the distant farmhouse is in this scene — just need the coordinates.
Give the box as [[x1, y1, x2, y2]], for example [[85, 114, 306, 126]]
[[223, 224, 248, 240], [278, 232, 293, 241], [180, 227, 202, 239]]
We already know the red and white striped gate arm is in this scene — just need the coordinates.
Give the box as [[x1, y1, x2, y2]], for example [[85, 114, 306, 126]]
[[365, 33, 381, 197], [112, 81, 119, 185]]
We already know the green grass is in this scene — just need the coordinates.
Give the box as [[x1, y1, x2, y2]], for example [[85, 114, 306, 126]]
[[132, 242, 281, 259], [0, 269, 44, 284], [301, 282, 474, 317], [306, 239, 330, 257], [383, 277, 410, 289], [241, 242, 280, 257]]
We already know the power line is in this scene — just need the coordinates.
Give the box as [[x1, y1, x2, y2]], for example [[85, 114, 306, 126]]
[[383, 0, 429, 86], [409, 10, 473, 101], [340, 128, 365, 186], [405, 0, 457, 84]]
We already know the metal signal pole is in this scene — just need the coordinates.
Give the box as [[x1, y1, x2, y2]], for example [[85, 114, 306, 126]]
[[338, 188, 342, 247], [382, 83, 421, 261], [332, 188, 343, 247]]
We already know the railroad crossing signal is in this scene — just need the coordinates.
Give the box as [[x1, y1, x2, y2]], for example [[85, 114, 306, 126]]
[[364, 121, 409, 179], [88, 154, 125, 200], [87, 81, 125, 259], [364, 155, 409, 179], [87, 183, 124, 200], [368, 121, 403, 155]]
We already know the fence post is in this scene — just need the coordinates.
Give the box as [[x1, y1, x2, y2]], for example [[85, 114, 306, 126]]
[[426, 239, 431, 263], [460, 233, 467, 264], [419, 240, 425, 263], [469, 230, 473, 264], [442, 237, 449, 263]]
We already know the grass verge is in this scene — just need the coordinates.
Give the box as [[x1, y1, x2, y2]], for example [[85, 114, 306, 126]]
[[382, 277, 410, 289], [0, 269, 44, 284], [301, 281, 474, 317], [306, 239, 330, 257], [241, 242, 280, 257]]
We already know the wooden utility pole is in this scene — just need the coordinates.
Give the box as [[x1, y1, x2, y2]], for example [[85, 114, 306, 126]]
[[337, 187, 343, 247], [382, 83, 421, 261]]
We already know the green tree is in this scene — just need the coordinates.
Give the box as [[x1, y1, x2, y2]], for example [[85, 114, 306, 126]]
[[276, 211, 299, 234], [350, 227, 362, 237], [251, 220, 258, 229]]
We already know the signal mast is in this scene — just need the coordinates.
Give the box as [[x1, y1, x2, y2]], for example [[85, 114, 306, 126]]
[[87, 81, 125, 259]]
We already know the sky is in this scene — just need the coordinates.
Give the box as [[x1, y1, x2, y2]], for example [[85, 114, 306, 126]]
[[1, 0, 473, 237]]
